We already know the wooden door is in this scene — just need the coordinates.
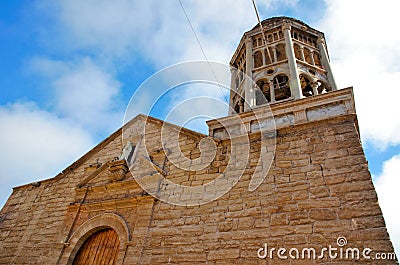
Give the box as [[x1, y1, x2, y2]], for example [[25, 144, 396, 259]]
[[73, 228, 120, 265]]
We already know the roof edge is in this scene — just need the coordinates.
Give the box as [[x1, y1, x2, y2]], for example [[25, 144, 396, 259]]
[[12, 114, 209, 191]]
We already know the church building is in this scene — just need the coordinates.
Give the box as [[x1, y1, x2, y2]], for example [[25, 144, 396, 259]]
[[0, 17, 397, 264]]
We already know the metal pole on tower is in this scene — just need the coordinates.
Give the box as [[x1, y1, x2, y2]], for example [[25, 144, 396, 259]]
[[251, 0, 272, 63]]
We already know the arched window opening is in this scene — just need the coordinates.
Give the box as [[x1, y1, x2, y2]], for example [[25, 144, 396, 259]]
[[294, 44, 302, 60], [312, 40, 317, 47], [233, 94, 244, 113], [254, 51, 263, 68], [313, 52, 322, 68], [256, 79, 271, 103], [73, 228, 120, 265], [265, 47, 274, 65], [300, 75, 314, 97], [276, 44, 286, 61], [317, 81, 331, 94], [255, 89, 266, 106], [234, 101, 241, 114], [273, 75, 291, 101], [304, 48, 313, 65]]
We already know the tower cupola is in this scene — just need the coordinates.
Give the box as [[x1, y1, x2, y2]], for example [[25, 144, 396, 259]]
[[229, 17, 337, 114]]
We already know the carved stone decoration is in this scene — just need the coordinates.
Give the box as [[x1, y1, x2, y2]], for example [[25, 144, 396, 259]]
[[118, 141, 135, 162], [108, 160, 129, 182], [294, 110, 307, 124], [344, 99, 355, 114]]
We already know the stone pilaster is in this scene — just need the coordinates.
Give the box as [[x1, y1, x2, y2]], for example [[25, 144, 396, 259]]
[[283, 22, 302, 99], [317, 37, 338, 91], [269, 81, 275, 103], [244, 36, 255, 111], [229, 67, 237, 114]]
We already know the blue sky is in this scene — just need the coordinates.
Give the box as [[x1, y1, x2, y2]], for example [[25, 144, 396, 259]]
[[1, 0, 400, 256]]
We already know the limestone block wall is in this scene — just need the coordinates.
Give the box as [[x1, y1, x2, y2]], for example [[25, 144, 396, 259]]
[[0, 89, 397, 264], [134, 116, 396, 264]]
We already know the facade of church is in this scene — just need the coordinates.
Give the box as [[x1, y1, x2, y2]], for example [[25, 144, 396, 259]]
[[0, 17, 397, 264]]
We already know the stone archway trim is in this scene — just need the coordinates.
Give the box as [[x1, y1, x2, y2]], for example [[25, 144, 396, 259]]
[[59, 212, 130, 265]]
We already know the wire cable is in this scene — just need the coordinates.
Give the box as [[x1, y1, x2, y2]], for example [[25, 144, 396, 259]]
[[251, 0, 272, 63], [178, 0, 230, 104]]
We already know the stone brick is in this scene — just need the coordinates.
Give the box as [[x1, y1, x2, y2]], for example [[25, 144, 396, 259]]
[[207, 248, 240, 260], [309, 209, 337, 220], [271, 213, 288, 226]]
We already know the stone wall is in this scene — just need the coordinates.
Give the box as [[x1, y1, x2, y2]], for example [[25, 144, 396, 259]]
[[133, 115, 396, 264], [0, 90, 397, 264]]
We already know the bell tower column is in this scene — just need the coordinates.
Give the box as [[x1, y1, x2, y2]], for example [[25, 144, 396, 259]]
[[283, 22, 302, 99], [229, 67, 237, 114], [269, 81, 276, 103], [244, 36, 255, 111], [317, 37, 338, 91]]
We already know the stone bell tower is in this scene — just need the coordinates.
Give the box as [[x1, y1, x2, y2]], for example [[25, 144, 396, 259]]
[[229, 17, 338, 114]]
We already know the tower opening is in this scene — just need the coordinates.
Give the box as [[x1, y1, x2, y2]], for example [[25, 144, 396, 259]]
[[273, 74, 291, 101], [300, 74, 314, 97], [256, 79, 271, 105]]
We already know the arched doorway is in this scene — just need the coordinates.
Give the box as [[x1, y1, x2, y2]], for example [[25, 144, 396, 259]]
[[73, 228, 120, 265]]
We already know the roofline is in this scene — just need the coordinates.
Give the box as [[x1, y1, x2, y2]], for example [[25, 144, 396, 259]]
[[12, 114, 208, 191], [250, 16, 324, 35], [230, 16, 325, 66]]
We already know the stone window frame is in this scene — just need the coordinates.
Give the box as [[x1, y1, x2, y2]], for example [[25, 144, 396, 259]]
[[59, 212, 131, 265]]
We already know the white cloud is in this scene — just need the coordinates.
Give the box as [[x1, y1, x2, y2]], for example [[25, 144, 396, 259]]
[[165, 83, 230, 133], [35, 0, 263, 66], [30, 0, 306, 135], [374, 155, 400, 257], [319, 0, 400, 148], [122, 61, 231, 133], [56, 0, 156, 56], [29, 57, 123, 133], [0, 102, 94, 207]]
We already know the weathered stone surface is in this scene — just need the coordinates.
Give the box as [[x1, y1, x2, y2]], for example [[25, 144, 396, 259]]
[[0, 88, 396, 264]]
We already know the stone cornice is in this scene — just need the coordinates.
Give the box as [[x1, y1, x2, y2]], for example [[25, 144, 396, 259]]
[[207, 87, 356, 138]]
